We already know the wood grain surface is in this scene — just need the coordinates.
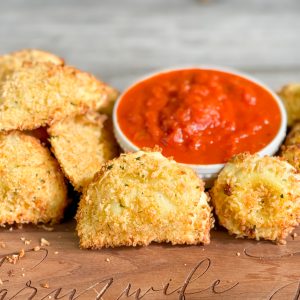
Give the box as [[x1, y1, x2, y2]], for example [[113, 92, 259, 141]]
[[1, 1, 300, 299], [0, 222, 300, 299]]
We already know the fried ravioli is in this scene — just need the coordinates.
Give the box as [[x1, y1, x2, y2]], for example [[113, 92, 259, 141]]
[[279, 123, 300, 170], [0, 131, 67, 225], [280, 145, 300, 172], [210, 153, 300, 244], [284, 122, 300, 146], [278, 83, 300, 127], [0, 48, 64, 81], [98, 86, 119, 116], [0, 62, 117, 131], [48, 112, 119, 191], [76, 150, 213, 249]]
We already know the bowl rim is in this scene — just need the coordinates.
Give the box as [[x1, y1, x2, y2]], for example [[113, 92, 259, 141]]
[[112, 65, 287, 171]]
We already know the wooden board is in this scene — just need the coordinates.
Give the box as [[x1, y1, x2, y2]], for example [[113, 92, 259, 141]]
[[1, 221, 300, 299], [0, 1, 300, 299]]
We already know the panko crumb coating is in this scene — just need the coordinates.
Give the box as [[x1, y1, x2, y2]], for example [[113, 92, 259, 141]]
[[0, 48, 64, 81], [281, 145, 300, 172], [278, 83, 300, 127], [48, 112, 119, 192], [284, 122, 300, 146], [98, 87, 119, 116], [0, 131, 67, 225], [280, 123, 300, 170], [210, 153, 300, 244], [0, 62, 117, 131], [76, 150, 213, 249]]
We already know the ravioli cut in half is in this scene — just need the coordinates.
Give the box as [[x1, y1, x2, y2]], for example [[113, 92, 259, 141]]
[[48, 112, 119, 191], [76, 150, 213, 249]]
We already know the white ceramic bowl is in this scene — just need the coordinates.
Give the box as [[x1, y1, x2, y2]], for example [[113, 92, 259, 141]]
[[113, 66, 287, 187]]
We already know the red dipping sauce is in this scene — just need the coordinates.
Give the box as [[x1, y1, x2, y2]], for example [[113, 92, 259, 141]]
[[117, 69, 281, 164]]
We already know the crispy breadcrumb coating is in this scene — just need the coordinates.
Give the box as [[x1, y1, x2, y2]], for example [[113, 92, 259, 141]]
[[210, 153, 300, 244], [0, 49, 64, 81], [76, 150, 213, 249], [284, 123, 300, 146], [48, 112, 119, 191], [281, 145, 300, 172], [98, 86, 119, 116], [0, 62, 117, 131], [278, 84, 300, 127], [0, 131, 67, 225], [280, 123, 300, 169]]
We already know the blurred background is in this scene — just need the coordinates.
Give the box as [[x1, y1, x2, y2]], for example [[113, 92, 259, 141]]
[[0, 0, 299, 91]]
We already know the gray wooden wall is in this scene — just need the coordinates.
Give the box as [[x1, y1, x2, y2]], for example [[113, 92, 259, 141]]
[[0, 0, 299, 91]]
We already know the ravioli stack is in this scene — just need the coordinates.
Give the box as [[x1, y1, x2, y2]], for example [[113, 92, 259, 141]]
[[0, 49, 119, 225]]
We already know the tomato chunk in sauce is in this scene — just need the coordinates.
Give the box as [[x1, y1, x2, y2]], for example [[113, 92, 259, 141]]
[[117, 69, 281, 164]]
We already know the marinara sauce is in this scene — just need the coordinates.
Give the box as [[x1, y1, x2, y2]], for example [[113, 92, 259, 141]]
[[117, 69, 281, 164]]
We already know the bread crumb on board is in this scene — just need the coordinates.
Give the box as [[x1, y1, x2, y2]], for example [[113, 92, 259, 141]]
[[33, 246, 41, 251], [40, 238, 50, 247], [40, 282, 50, 289]]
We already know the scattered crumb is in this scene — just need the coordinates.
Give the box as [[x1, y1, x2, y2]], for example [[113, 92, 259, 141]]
[[19, 249, 25, 258], [54, 251, 59, 255], [236, 252, 241, 257], [6, 249, 26, 264], [6, 254, 19, 265], [292, 233, 298, 240], [9, 227, 13, 232], [33, 246, 41, 252], [17, 224, 23, 229], [38, 225, 54, 232], [20, 237, 31, 245], [0, 241, 6, 248], [40, 282, 50, 289], [276, 238, 288, 245], [0, 279, 3, 285], [184, 263, 187, 266], [22, 273, 25, 277], [202, 248, 205, 251], [40, 238, 50, 247], [105, 258, 110, 262]]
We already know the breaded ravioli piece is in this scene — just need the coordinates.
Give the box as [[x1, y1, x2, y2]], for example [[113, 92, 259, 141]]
[[211, 153, 300, 244], [0, 131, 67, 225], [278, 83, 300, 127], [284, 122, 300, 146], [0, 62, 117, 131], [98, 86, 119, 116], [48, 112, 119, 191], [0, 48, 64, 81], [76, 150, 213, 249], [280, 123, 300, 170], [281, 145, 300, 172]]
